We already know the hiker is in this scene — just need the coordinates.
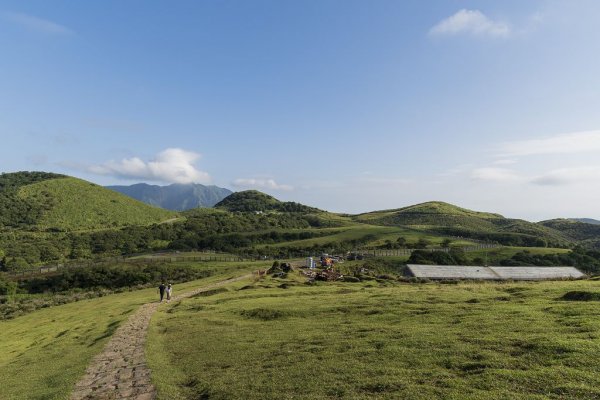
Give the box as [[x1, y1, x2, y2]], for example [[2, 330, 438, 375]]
[[158, 283, 166, 302], [166, 283, 173, 301]]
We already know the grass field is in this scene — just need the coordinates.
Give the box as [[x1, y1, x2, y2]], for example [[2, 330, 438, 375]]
[[148, 272, 600, 399], [0, 261, 261, 400]]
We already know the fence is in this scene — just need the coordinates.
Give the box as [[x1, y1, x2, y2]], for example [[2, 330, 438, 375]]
[[7, 251, 247, 278], [359, 243, 501, 258], [6, 243, 502, 278]]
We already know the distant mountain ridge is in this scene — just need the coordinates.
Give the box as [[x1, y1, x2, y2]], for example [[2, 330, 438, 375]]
[[106, 183, 232, 211]]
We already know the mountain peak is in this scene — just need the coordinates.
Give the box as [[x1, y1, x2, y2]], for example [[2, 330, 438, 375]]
[[106, 182, 232, 211]]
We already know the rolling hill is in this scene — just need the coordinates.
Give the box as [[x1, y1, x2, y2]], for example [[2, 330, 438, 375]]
[[106, 183, 232, 211], [215, 190, 320, 213], [0, 172, 596, 271], [570, 218, 600, 225], [0, 172, 176, 232], [539, 218, 600, 248], [353, 201, 572, 248]]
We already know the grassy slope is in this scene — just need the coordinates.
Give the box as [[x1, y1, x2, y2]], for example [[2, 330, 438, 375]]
[[18, 177, 175, 231], [354, 201, 570, 245], [0, 261, 260, 400], [354, 201, 503, 226], [258, 225, 477, 249], [540, 219, 600, 247], [148, 274, 600, 400]]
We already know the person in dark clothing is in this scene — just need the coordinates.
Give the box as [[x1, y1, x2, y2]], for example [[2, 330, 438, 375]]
[[158, 283, 166, 302]]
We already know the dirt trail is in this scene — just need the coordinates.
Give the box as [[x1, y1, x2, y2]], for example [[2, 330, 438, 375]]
[[70, 274, 251, 400]]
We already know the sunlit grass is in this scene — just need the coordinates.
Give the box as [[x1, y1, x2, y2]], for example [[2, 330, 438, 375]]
[[148, 274, 600, 399]]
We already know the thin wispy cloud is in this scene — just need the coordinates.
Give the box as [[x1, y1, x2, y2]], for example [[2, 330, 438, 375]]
[[469, 162, 600, 187], [471, 167, 521, 183], [232, 178, 293, 191], [498, 130, 600, 157], [3, 11, 74, 35], [429, 9, 510, 38], [88, 148, 211, 184], [531, 166, 600, 186]]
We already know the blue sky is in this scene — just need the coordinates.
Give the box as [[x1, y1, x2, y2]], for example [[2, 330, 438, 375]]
[[2, 0, 600, 220]]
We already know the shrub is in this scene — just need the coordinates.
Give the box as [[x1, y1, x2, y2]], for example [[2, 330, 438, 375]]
[[561, 291, 600, 301]]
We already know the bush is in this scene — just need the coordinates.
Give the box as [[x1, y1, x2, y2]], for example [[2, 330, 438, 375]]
[[0, 275, 17, 296], [240, 308, 286, 320], [19, 262, 213, 294], [561, 291, 600, 301]]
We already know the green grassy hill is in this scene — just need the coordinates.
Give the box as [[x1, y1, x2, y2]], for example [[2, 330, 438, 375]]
[[215, 190, 320, 213], [0, 172, 175, 232], [353, 201, 571, 248], [539, 219, 600, 249], [354, 201, 502, 230], [0, 174, 590, 270]]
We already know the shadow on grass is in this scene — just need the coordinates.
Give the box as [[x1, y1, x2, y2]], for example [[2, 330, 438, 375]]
[[88, 320, 120, 347]]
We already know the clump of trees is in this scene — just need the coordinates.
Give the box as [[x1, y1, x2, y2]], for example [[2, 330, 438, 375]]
[[498, 247, 600, 275], [0, 209, 336, 271], [0, 172, 64, 228], [407, 248, 467, 265]]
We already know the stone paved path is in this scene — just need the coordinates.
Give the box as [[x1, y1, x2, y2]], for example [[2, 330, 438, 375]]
[[70, 275, 251, 400]]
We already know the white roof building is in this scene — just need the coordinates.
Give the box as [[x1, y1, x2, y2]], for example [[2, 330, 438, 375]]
[[406, 264, 585, 281]]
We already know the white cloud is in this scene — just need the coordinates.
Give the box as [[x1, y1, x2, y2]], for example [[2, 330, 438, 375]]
[[88, 148, 211, 184], [531, 166, 600, 186], [498, 130, 600, 157], [429, 9, 510, 38], [232, 178, 293, 191], [470, 167, 521, 182], [3, 11, 74, 35]]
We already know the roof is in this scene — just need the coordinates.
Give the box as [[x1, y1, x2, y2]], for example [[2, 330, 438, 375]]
[[406, 265, 500, 280], [406, 264, 585, 281]]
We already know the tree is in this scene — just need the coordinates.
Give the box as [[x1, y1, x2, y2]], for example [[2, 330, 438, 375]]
[[396, 237, 407, 248], [414, 238, 431, 249]]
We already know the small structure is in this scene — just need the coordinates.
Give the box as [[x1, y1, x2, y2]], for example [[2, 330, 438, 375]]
[[406, 264, 585, 281]]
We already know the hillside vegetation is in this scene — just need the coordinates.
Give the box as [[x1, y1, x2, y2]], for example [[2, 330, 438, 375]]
[[0, 172, 596, 271], [354, 201, 571, 248], [215, 190, 320, 213], [0, 171, 66, 228], [540, 219, 600, 248], [0, 172, 175, 232]]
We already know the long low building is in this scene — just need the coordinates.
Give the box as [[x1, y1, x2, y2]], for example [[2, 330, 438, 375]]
[[406, 264, 585, 281]]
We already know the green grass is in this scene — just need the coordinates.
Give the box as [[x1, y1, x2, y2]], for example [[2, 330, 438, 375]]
[[259, 224, 477, 249], [351, 201, 571, 247], [17, 177, 176, 231], [0, 261, 261, 400], [148, 274, 600, 399]]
